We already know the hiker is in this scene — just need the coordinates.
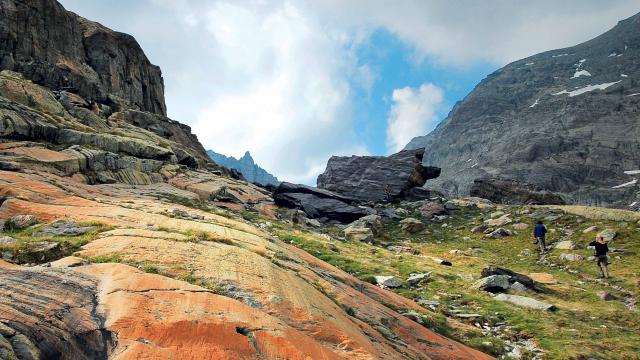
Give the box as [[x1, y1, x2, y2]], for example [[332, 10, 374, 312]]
[[533, 221, 547, 254], [383, 184, 392, 202], [589, 235, 609, 278]]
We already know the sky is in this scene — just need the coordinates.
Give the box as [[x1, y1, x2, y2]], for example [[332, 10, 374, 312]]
[[59, 0, 640, 184]]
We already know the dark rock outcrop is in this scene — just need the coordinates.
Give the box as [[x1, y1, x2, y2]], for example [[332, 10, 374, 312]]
[[405, 12, 640, 207], [273, 182, 372, 223], [481, 265, 546, 293], [470, 178, 566, 205], [317, 149, 441, 202], [0, 0, 166, 115], [207, 150, 279, 186]]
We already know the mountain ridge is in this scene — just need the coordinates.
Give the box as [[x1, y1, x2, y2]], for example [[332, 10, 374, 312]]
[[207, 150, 279, 186], [405, 11, 640, 208]]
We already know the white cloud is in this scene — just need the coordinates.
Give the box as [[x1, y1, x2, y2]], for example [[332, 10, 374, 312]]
[[386, 84, 444, 154], [190, 1, 368, 184], [310, 0, 640, 65], [58, 0, 640, 183]]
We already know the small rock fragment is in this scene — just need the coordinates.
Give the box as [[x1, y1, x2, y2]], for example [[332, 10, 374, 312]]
[[485, 228, 512, 238], [407, 272, 431, 286], [400, 218, 425, 233], [472, 275, 510, 293], [374, 276, 402, 288], [554, 240, 577, 250], [597, 291, 615, 301], [559, 253, 584, 262], [512, 222, 529, 230], [7, 215, 39, 230], [343, 227, 374, 242]]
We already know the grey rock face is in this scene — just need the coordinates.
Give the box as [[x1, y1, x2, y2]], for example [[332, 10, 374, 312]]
[[405, 13, 640, 207], [207, 150, 279, 186], [0, 0, 166, 115], [470, 178, 566, 205], [317, 149, 440, 202], [273, 182, 372, 223], [32, 222, 96, 238]]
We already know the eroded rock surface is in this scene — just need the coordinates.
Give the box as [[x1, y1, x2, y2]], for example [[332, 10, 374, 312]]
[[0, 171, 492, 360]]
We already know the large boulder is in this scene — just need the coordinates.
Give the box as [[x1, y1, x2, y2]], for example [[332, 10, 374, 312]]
[[472, 275, 511, 293], [481, 265, 544, 292], [470, 178, 566, 205], [347, 214, 383, 235], [273, 182, 371, 223], [317, 149, 440, 202]]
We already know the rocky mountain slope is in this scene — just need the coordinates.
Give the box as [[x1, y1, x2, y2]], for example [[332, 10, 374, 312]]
[[0, 0, 493, 358], [405, 12, 640, 208], [273, 198, 640, 359], [208, 150, 279, 186]]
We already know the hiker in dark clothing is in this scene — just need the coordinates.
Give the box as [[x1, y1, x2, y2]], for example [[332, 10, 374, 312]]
[[383, 184, 392, 202], [533, 221, 547, 254], [589, 236, 609, 278]]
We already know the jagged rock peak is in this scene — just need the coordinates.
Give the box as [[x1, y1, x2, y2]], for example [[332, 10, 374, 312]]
[[207, 150, 279, 186], [0, 0, 167, 116]]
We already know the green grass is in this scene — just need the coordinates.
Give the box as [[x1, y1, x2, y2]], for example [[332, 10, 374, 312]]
[[0, 221, 113, 264], [87, 253, 123, 264], [183, 229, 234, 245], [270, 205, 640, 359], [241, 210, 260, 223]]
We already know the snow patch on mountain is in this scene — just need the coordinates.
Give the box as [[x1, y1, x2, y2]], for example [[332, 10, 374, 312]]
[[553, 81, 621, 97]]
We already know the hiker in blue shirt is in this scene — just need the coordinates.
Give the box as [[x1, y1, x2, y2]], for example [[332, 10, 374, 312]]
[[533, 221, 547, 254]]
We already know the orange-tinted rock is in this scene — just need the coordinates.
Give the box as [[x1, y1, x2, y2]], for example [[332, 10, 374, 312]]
[[0, 165, 492, 360]]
